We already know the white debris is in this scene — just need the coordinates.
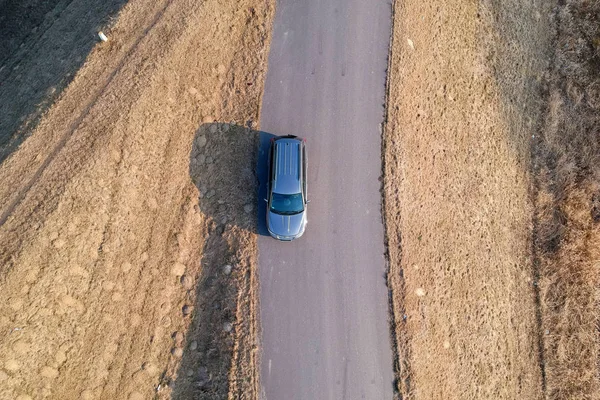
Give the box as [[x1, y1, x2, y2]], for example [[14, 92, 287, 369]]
[[98, 32, 108, 42], [407, 38, 414, 50]]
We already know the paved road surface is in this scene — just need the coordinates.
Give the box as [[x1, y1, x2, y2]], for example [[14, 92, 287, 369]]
[[258, 1, 394, 399]]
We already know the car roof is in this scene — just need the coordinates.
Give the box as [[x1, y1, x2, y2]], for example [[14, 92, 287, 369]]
[[272, 137, 303, 195]]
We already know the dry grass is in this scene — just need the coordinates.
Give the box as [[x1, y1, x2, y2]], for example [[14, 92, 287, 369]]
[[534, 1, 600, 398], [383, 0, 553, 398]]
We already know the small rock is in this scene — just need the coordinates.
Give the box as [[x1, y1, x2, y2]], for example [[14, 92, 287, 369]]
[[188, 87, 198, 95], [12, 340, 28, 354], [407, 38, 414, 49], [180, 275, 193, 289], [195, 379, 208, 389], [443, 340, 450, 349], [142, 362, 159, 376], [197, 366, 209, 380], [55, 350, 67, 365], [171, 262, 186, 276], [195, 366, 210, 388], [80, 389, 94, 400], [171, 347, 184, 358], [206, 190, 215, 199], [40, 366, 59, 379], [204, 277, 215, 287], [98, 31, 108, 42], [5, 359, 20, 371], [196, 136, 207, 148], [187, 369, 194, 377], [147, 198, 158, 210], [131, 314, 142, 327], [128, 392, 144, 400], [221, 216, 228, 225], [223, 322, 233, 333], [415, 288, 425, 297], [172, 331, 184, 344], [206, 156, 213, 164], [189, 340, 198, 350], [244, 204, 253, 214], [222, 264, 232, 275], [209, 124, 218, 134], [197, 154, 206, 164], [182, 304, 193, 316]]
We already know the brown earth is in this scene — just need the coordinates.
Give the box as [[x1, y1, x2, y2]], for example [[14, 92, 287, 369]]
[[0, 0, 274, 399], [383, 0, 556, 398], [0, 0, 128, 162]]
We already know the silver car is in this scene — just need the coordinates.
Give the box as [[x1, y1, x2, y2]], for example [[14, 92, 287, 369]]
[[266, 135, 308, 241]]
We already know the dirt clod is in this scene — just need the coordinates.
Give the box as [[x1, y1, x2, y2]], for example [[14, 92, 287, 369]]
[[171, 263, 186, 277], [171, 348, 184, 358], [172, 331, 184, 345], [40, 366, 59, 379], [180, 275, 193, 290]]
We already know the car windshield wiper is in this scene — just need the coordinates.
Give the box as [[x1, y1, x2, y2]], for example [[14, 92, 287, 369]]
[[271, 209, 303, 216]]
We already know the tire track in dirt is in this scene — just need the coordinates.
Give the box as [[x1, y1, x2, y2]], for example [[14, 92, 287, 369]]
[[0, 0, 130, 160], [100, 128, 185, 399], [0, 0, 173, 231], [0, 0, 75, 76]]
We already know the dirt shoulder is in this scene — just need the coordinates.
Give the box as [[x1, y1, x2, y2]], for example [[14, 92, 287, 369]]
[[383, 0, 554, 398], [0, 0, 273, 399]]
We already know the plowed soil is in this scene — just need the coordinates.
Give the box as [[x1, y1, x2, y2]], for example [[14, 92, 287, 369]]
[[0, 0, 274, 399]]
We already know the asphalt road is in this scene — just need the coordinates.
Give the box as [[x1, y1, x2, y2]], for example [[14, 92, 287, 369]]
[[257, 1, 394, 399]]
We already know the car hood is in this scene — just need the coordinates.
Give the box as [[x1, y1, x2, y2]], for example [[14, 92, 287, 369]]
[[267, 210, 306, 238]]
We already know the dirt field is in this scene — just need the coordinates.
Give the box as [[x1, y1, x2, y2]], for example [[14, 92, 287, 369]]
[[0, 0, 274, 399], [383, 0, 556, 398]]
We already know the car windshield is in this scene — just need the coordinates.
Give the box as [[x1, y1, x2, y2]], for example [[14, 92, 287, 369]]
[[270, 192, 304, 215]]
